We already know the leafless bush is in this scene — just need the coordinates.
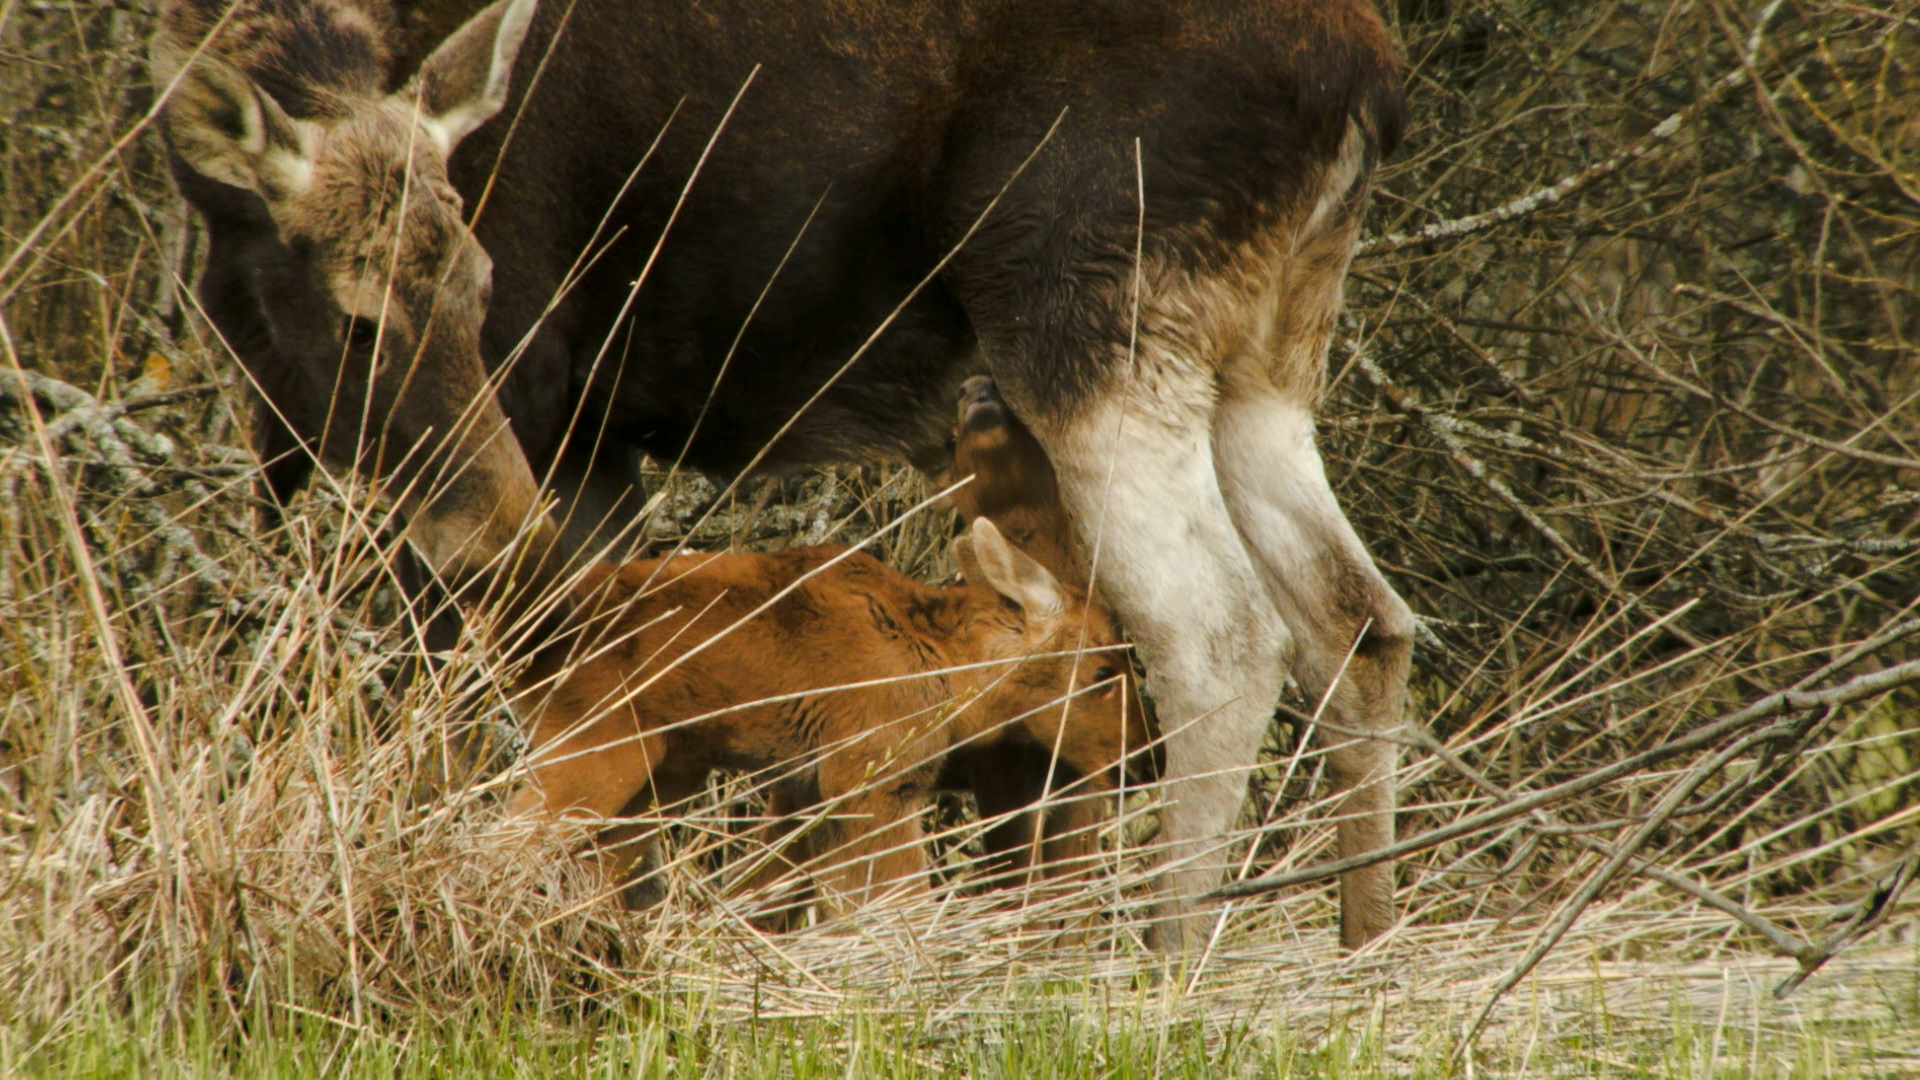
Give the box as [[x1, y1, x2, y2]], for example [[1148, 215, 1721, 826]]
[[1313, 0, 1919, 910]]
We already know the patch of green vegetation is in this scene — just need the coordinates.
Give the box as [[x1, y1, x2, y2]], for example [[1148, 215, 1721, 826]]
[[4, 980, 1909, 1080]]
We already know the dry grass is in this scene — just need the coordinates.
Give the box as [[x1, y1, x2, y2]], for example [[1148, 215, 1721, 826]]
[[2, 0, 1917, 1073]]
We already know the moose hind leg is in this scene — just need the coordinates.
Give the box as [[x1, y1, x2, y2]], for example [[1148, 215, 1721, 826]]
[[1213, 383, 1412, 948], [1027, 391, 1292, 955]]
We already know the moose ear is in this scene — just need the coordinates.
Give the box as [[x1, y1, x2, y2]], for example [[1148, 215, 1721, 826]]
[[152, 37, 314, 202], [951, 531, 981, 583], [405, 0, 539, 152], [965, 518, 1065, 619]]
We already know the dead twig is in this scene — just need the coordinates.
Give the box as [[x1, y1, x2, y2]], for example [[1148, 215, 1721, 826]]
[[1773, 847, 1920, 999], [2, 367, 236, 591], [1403, 722, 1814, 959], [1360, 0, 1790, 258], [1214, 656, 1920, 901]]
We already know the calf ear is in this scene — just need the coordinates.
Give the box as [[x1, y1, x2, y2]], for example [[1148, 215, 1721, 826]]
[[963, 518, 1065, 619], [151, 38, 313, 203], [951, 532, 981, 583], [404, 0, 539, 152]]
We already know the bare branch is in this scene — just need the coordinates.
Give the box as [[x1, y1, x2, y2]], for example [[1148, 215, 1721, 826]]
[[1359, 0, 1790, 257], [1213, 657, 1920, 901]]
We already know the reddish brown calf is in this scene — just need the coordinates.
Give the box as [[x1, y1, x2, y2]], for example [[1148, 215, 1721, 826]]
[[506, 518, 1154, 914], [939, 376, 1123, 890], [945, 376, 1084, 587]]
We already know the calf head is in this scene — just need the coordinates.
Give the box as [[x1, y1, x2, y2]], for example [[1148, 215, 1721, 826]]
[[153, 0, 546, 579], [950, 519, 1158, 789], [944, 376, 1083, 586]]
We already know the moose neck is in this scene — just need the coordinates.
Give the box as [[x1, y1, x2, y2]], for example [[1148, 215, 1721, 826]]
[[403, 435, 574, 656], [443, 521, 619, 684]]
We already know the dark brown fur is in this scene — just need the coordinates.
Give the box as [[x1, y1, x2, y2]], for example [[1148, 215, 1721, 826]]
[[161, 0, 1401, 525], [156, 0, 550, 583]]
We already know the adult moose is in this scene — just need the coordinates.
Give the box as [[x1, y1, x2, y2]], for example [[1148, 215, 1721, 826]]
[[154, 0, 1411, 951]]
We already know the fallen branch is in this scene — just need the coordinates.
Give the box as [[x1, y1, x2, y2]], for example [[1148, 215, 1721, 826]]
[[2, 368, 235, 590], [1402, 723, 1815, 960], [1464, 718, 1773, 1046]]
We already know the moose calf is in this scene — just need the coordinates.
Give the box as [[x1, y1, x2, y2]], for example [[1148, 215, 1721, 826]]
[[938, 376, 1127, 888], [944, 375, 1084, 588], [506, 518, 1155, 915]]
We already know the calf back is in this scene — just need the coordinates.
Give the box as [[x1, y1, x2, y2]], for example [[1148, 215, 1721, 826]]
[[509, 523, 1149, 904]]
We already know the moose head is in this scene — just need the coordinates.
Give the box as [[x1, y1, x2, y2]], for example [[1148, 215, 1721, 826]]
[[154, 0, 549, 580]]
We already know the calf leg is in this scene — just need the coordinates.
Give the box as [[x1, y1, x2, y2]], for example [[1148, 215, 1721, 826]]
[[967, 743, 1051, 887], [508, 706, 664, 826], [970, 750, 1106, 890], [813, 758, 932, 908], [590, 766, 705, 897], [505, 711, 709, 899], [819, 789, 931, 907], [1039, 788, 1115, 883], [730, 781, 825, 929]]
